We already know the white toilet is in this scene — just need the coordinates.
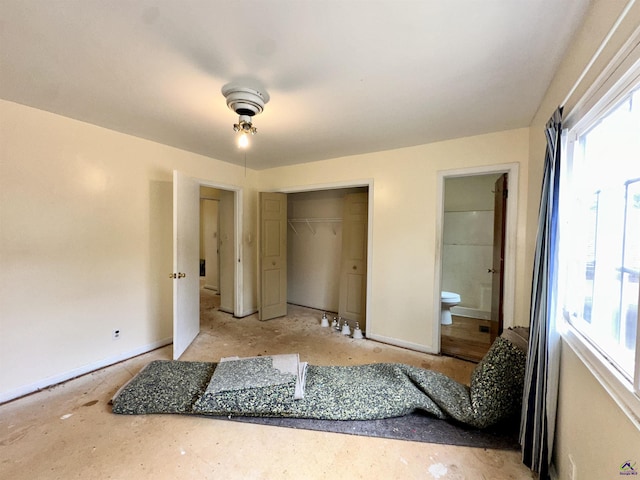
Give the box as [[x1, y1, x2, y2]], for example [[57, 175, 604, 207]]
[[441, 291, 461, 325]]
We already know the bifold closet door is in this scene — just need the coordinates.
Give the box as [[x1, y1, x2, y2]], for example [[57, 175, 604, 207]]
[[339, 192, 368, 330], [259, 192, 287, 320]]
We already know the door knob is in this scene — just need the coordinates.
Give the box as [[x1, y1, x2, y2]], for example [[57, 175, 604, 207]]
[[487, 268, 497, 273], [178, 272, 186, 278], [169, 273, 187, 278]]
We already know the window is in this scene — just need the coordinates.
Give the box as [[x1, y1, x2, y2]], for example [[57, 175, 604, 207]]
[[561, 74, 640, 417]]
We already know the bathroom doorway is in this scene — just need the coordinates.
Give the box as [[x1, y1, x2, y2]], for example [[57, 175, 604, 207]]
[[436, 165, 518, 362]]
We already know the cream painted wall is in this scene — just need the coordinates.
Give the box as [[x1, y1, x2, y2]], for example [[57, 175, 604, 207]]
[[258, 128, 530, 351], [554, 344, 640, 479], [0, 99, 257, 401], [525, 0, 640, 477]]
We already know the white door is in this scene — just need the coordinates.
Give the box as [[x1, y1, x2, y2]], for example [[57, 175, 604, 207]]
[[259, 192, 287, 320], [172, 170, 200, 359], [339, 192, 368, 330]]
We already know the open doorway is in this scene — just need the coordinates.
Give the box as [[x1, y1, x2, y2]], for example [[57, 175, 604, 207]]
[[199, 186, 236, 315], [435, 164, 518, 362]]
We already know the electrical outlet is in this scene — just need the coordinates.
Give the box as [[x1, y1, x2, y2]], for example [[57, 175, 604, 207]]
[[113, 329, 121, 340], [568, 454, 577, 480]]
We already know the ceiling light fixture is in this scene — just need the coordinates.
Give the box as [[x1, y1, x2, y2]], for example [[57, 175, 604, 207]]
[[222, 84, 269, 149], [237, 131, 250, 149], [233, 114, 256, 149]]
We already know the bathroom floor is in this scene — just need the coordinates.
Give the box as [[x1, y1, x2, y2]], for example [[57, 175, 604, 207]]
[[0, 289, 534, 479], [441, 315, 499, 362]]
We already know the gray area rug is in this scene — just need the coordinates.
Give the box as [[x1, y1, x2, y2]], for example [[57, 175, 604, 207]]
[[226, 412, 520, 450]]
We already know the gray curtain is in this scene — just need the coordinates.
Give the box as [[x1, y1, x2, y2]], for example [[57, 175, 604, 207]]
[[520, 107, 563, 479]]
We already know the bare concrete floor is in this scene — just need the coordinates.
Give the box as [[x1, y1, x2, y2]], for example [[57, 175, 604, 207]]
[[1, 289, 535, 479]]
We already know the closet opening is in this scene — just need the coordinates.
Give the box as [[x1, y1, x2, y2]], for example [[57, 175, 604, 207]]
[[286, 187, 369, 331]]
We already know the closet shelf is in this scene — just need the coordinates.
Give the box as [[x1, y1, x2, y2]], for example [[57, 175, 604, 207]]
[[288, 217, 342, 223], [288, 218, 342, 235]]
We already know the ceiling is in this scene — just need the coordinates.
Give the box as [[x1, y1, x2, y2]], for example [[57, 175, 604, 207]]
[[0, 0, 590, 170]]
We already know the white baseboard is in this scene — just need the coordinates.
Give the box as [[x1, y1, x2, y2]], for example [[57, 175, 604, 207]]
[[0, 337, 172, 405], [367, 333, 438, 355]]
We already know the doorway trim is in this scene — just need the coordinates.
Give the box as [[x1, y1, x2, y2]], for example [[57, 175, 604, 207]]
[[433, 163, 519, 353], [267, 179, 374, 335]]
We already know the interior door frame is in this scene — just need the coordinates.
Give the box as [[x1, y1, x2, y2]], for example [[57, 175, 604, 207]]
[[266, 179, 374, 335], [200, 180, 244, 316], [176, 176, 244, 319], [433, 163, 519, 353]]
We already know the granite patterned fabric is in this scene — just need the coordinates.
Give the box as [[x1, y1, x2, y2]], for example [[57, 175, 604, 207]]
[[111, 361, 215, 415], [112, 331, 528, 429], [470, 336, 528, 427], [194, 363, 449, 421]]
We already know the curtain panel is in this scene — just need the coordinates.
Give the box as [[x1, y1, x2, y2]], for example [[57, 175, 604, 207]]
[[520, 107, 563, 479]]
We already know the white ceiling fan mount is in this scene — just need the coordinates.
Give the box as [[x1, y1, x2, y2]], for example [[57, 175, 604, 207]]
[[221, 84, 270, 117], [221, 83, 270, 147]]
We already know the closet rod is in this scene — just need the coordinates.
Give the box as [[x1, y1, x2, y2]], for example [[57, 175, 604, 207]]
[[288, 217, 342, 223], [287, 218, 342, 235]]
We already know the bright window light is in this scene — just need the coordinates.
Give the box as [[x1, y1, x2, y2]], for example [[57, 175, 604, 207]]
[[562, 84, 640, 380]]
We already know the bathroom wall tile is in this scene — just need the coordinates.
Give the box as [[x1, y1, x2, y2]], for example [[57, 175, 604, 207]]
[[443, 211, 494, 246], [442, 244, 493, 309]]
